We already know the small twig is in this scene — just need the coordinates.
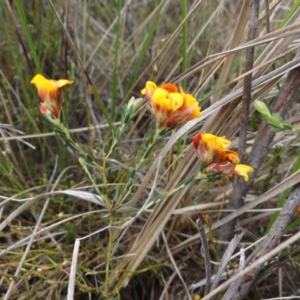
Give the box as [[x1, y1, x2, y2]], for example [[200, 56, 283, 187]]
[[220, 0, 259, 249], [68, 239, 80, 300], [210, 233, 243, 293], [196, 218, 211, 295], [201, 218, 300, 300], [222, 245, 245, 300], [264, 0, 281, 91], [0, 122, 117, 142], [162, 231, 191, 300], [230, 182, 300, 300], [264, 0, 270, 33], [220, 63, 300, 244], [255, 246, 300, 286], [238, 0, 259, 159], [166, 169, 300, 258]]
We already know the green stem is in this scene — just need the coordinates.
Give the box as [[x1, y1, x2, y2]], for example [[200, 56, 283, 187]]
[[118, 127, 161, 206], [105, 221, 114, 297]]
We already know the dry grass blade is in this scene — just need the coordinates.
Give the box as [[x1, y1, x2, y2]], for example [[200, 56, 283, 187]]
[[203, 54, 300, 134], [201, 231, 300, 300], [252, 6, 300, 80], [235, 182, 300, 298], [171, 22, 300, 84], [162, 231, 192, 300], [172, 201, 228, 215], [212, 0, 250, 103], [46, 0, 92, 86], [113, 183, 194, 288], [67, 239, 80, 300], [169, 169, 300, 255], [0, 123, 117, 142], [221, 246, 245, 300], [196, 218, 211, 295], [201, 183, 300, 300], [3, 157, 58, 300], [0, 189, 105, 232], [210, 233, 243, 292], [0, 210, 105, 259], [165, 0, 222, 83]]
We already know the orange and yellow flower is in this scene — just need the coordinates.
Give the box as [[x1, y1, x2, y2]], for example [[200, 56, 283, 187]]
[[31, 74, 73, 119], [141, 81, 201, 128], [193, 133, 253, 181]]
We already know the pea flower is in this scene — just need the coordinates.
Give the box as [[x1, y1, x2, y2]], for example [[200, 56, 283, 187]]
[[193, 133, 253, 181], [141, 81, 201, 128], [31, 74, 73, 119]]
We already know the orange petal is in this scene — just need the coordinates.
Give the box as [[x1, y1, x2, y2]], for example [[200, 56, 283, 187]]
[[219, 150, 240, 165], [160, 83, 178, 93]]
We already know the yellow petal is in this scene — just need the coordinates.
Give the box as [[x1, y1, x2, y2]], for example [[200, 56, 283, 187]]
[[234, 164, 254, 181], [56, 79, 74, 88], [201, 133, 231, 153], [192, 106, 202, 118], [215, 136, 231, 148], [141, 81, 157, 95], [152, 88, 171, 110], [168, 92, 184, 110], [184, 93, 197, 106], [31, 74, 53, 93], [31, 74, 46, 85], [31, 74, 55, 102], [31, 74, 73, 93], [181, 94, 200, 118]]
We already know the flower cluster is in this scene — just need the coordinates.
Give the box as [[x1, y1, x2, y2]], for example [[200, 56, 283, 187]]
[[141, 81, 201, 128], [31, 74, 73, 119], [193, 133, 253, 181], [31, 75, 253, 182]]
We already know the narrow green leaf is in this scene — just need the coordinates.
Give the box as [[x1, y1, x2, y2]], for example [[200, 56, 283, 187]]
[[85, 154, 94, 163], [15, 0, 41, 73], [111, 0, 122, 120]]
